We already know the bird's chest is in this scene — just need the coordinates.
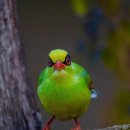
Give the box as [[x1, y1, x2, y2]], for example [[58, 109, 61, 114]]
[[49, 70, 74, 87], [43, 74, 87, 103], [40, 74, 90, 120]]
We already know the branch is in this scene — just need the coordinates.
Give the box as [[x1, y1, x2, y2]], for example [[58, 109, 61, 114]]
[[94, 124, 130, 130]]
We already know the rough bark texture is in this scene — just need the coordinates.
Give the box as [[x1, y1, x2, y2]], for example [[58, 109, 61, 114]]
[[95, 124, 130, 130], [0, 0, 41, 130]]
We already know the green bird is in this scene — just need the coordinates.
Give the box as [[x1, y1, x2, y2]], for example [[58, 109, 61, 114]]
[[37, 49, 97, 130]]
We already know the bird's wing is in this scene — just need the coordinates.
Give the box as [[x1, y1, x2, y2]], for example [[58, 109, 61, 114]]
[[72, 62, 93, 89], [72, 62, 98, 98], [38, 69, 46, 86], [81, 71, 98, 98], [80, 70, 94, 90]]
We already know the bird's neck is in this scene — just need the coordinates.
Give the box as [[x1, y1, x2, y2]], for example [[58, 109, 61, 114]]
[[52, 70, 72, 84]]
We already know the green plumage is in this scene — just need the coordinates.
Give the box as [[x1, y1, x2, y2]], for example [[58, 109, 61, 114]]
[[37, 49, 92, 121]]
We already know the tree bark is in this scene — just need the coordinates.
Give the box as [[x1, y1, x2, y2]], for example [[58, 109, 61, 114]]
[[0, 0, 41, 130]]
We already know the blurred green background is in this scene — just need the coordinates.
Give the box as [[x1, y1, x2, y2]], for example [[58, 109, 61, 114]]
[[17, 0, 130, 129]]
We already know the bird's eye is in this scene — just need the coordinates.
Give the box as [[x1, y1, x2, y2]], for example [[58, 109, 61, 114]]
[[64, 54, 71, 66], [48, 58, 54, 67]]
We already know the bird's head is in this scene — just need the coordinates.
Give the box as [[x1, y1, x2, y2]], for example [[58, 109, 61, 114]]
[[48, 49, 71, 71]]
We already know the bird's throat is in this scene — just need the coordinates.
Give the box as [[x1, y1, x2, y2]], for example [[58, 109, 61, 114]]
[[52, 69, 70, 83], [53, 69, 66, 77]]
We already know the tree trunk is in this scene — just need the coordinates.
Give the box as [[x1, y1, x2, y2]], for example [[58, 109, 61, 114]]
[[0, 0, 41, 130]]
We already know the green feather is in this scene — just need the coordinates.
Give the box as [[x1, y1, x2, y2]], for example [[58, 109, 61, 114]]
[[37, 61, 91, 120]]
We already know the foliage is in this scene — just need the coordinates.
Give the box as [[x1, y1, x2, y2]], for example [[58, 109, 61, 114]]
[[70, 0, 130, 125]]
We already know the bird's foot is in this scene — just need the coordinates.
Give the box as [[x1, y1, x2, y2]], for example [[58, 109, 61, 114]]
[[43, 116, 55, 130], [43, 125, 51, 130], [71, 126, 81, 130]]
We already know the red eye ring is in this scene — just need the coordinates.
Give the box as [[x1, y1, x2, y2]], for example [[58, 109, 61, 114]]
[[64, 54, 71, 66], [48, 58, 54, 67], [66, 57, 71, 65]]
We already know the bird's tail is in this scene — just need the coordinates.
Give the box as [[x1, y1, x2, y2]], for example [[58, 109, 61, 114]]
[[91, 89, 99, 99]]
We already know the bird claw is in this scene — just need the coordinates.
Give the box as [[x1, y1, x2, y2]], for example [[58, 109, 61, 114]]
[[43, 125, 51, 130], [71, 126, 81, 130]]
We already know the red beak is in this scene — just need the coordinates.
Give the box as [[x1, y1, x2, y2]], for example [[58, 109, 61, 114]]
[[53, 61, 65, 71]]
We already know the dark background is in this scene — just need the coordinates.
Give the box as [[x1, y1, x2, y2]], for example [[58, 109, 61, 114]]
[[17, 0, 129, 129]]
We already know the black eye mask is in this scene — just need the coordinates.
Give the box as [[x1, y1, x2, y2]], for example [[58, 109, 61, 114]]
[[48, 54, 71, 67], [48, 58, 54, 67], [63, 54, 71, 66]]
